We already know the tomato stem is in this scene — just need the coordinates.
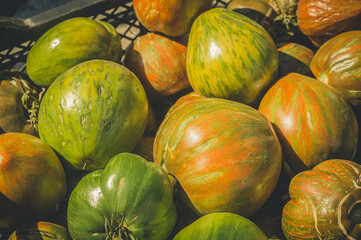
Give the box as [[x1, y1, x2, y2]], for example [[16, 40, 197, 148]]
[[82, 161, 88, 170], [104, 213, 138, 240], [19, 77, 45, 130]]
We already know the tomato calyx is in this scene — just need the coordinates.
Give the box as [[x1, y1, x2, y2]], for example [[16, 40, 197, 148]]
[[337, 193, 361, 240], [17, 75, 45, 131], [21, 87, 44, 131], [104, 213, 138, 240]]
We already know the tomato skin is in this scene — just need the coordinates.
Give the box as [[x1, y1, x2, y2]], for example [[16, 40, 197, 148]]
[[277, 42, 314, 79], [311, 31, 361, 106], [282, 159, 361, 239], [8, 221, 71, 240], [173, 212, 268, 240], [154, 97, 282, 217], [67, 153, 177, 240], [124, 33, 190, 97], [26, 17, 122, 87], [38, 60, 148, 171], [297, 0, 361, 47], [259, 73, 358, 176], [0, 133, 66, 229], [133, 0, 212, 37], [187, 8, 278, 107]]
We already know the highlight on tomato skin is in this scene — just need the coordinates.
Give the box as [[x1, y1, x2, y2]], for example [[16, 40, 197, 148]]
[[26, 17, 123, 88], [186, 7, 279, 108]]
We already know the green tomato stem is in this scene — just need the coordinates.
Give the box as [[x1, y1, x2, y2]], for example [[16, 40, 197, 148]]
[[105, 213, 139, 240]]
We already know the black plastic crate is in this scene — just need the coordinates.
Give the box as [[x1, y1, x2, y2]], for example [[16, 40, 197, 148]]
[[0, 0, 230, 71]]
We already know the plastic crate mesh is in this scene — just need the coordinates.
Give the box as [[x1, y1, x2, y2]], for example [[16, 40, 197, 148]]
[[0, 0, 230, 71]]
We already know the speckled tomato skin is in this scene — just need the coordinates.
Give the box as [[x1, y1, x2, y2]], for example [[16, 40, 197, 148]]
[[187, 8, 278, 107], [282, 159, 361, 240], [38, 60, 148, 171], [259, 73, 358, 176], [26, 17, 122, 87], [154, 97, 282, 217]]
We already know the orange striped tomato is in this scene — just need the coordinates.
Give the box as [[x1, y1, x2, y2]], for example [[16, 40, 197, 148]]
[[282, 159, 361, 240], [133, 0, 212, 36], [0, 133, 66, 229], [187, 8, 278, 107], [311, 31, 361, 106], [154, 97, 282, 217], [259, 73, 358, 176], [297, 0, 361, 47], [277, 42, 314, 79], [124, 33, 190, 96]]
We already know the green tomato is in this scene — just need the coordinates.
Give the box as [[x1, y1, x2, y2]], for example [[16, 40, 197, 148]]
[[173, 212, 268, 240], [26, 17, 122, 87], [67, 153, 177, 240], [38, 60, 148, 171]]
